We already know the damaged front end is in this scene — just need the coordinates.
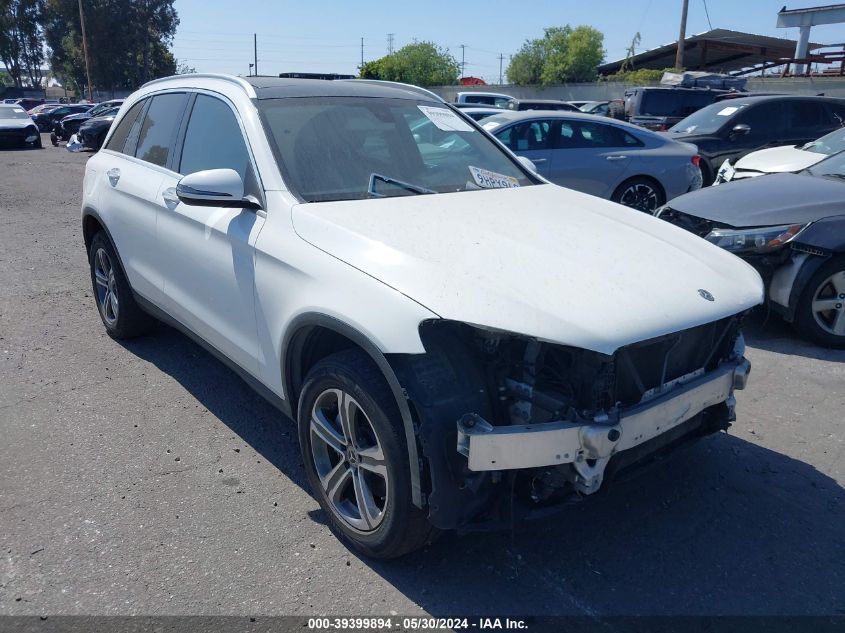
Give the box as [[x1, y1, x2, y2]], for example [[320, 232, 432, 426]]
[[388, 317, 750, 531]]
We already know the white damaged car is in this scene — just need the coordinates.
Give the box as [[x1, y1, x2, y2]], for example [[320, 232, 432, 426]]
[[81, 75, 763, 558], [715, 127, 845, 184]]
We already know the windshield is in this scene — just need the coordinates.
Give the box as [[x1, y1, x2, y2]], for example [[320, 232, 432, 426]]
[[801, 128, 845, 155], [87, 103, 114, 117], [0, 106, 31, 120], [806, 149, 845, 179], [258, 97, 535, 202], [669, 101, 751, 135]]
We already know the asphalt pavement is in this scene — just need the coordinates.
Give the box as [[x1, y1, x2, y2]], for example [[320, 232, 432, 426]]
[[0, 138, 843, 618]]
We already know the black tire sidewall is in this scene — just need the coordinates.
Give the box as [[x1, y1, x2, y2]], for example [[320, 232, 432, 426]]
[[297, 354, 416, 558], [612, 177, 665, 212], [796, 256, 845, 347], [88, 231, 149, 339]]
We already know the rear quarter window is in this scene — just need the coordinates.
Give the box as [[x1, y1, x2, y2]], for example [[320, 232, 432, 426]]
[[104, 101, 146, 155]]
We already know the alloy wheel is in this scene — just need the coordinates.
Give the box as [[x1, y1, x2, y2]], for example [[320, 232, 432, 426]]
[[811, 270, 845, 337], [93, 247, 119, 326], [619, 183, 659, 212], [309, 388, 389, 532]]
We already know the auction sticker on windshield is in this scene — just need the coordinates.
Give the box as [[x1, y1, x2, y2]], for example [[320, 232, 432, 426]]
[[418, 105, 474, 132], [469, 165, 520, 189]]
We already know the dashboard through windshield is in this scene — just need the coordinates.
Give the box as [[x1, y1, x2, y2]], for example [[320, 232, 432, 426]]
[[258, 97, 536, 202]]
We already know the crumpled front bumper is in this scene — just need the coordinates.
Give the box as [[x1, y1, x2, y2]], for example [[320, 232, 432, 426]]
[[457, 354, 751, 493]]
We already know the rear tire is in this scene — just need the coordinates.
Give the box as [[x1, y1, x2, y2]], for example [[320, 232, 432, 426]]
[[795, 256, 845, 347], [611, 177, 665, 213], [297, 349, 432, 558], [88, 231, 154, 339]]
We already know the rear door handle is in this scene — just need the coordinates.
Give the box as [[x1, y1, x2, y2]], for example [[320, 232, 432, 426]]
[[107, 168, 120, 187], [606, 155, 628, 161], [531, 158, 547, 164]]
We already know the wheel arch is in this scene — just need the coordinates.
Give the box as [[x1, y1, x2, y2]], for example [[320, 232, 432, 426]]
[[282, 313, 424, 508], [82, 207, 106, 253]]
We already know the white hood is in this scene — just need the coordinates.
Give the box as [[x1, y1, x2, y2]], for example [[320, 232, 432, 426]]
[[734, 145, 824, 174], [292, 185, 763, 355]]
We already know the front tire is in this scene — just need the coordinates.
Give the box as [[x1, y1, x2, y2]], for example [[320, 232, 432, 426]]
[[795, 256, 845, 347], [88, 231, 153, 339], [297, 349, 432, 558]]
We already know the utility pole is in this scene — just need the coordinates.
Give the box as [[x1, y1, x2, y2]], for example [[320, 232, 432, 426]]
[[254, 33, 258, 76], [77, 0, 93, 102], [499, 53, 504, 85], [387, 33, 394, 54], [361, 37, 364, 67], [460, 44, 466, 78], [674, 0, 689, 70]]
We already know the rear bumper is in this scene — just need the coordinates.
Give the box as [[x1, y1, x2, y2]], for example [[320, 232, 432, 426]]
[[457, 355, 750, 491]]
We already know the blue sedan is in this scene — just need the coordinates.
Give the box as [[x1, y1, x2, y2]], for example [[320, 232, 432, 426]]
[[481, 111, 702, 212]]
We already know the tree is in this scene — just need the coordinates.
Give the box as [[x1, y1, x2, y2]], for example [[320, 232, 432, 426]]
[[505, 39, 544, 86], [506, 25, 605, 85], [0, 0, 46, 88], [43, 0, 178, 94], [359, 41, 459, 87]]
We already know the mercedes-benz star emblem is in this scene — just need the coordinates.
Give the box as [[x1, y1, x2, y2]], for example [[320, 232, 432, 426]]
[[698, 289, 715, 302]]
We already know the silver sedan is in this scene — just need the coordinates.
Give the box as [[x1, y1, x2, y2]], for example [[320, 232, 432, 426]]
[[481, 111, 702, 212]]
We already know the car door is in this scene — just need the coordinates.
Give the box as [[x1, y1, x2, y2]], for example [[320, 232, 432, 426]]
[[493, 119, 555, 178], [155, 93, 265, 375], [712, 101, 789, 166], [95, 96, 182, 303], [548, 119, 635, 197], [783, 100, 836, 146]]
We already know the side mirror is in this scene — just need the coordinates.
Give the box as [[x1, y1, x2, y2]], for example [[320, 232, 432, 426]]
[[731, 123, 751, 138], [176, 168, 261, 209], [517, 156, 538, 173]]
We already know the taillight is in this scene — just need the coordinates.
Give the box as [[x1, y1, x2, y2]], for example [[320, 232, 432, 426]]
[[691, 155, 701, 167]]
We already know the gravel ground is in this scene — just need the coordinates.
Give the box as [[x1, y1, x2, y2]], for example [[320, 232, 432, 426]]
[[0, 138, 843, 618]]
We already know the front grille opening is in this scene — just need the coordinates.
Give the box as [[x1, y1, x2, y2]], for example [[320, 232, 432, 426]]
[[614, 316, 738, 407]]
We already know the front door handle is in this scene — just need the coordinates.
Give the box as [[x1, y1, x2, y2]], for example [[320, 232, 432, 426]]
[[107, 168, 120, 187], [606, 155, 628, 161]]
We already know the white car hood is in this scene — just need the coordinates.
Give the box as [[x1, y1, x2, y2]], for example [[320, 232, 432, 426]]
[[734, 145, 823, 173], [292, 185, 763, 355]]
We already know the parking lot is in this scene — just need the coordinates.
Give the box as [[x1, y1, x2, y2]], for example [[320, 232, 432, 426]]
[[0, 138, 843, 617]]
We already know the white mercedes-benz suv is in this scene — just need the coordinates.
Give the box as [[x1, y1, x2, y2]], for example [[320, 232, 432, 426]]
[[81, 74, 763, 558]]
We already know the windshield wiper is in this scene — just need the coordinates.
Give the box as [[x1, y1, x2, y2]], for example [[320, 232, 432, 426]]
[[819, 173, 845, 180], [368, 173, 436, 197]]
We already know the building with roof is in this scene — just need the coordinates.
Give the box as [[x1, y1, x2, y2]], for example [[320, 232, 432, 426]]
[[598, 28, 822, 77]]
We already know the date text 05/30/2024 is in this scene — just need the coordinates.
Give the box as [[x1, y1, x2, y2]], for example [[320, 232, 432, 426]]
[[307, 617, 529, 630]]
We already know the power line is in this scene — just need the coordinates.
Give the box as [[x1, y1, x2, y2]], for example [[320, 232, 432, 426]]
[[702, 0, 713, 30]]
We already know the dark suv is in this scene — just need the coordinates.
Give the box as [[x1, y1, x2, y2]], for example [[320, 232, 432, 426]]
[[623, 87, 734, 131], [668, 95, 845, 185]]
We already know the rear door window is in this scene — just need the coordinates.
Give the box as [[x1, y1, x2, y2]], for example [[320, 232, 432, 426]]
[[787, 100, 829, 135], [134, 93, 188, 168]]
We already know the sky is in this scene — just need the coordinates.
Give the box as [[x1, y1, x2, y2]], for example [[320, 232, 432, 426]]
[[170, 0, 845, 83]]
